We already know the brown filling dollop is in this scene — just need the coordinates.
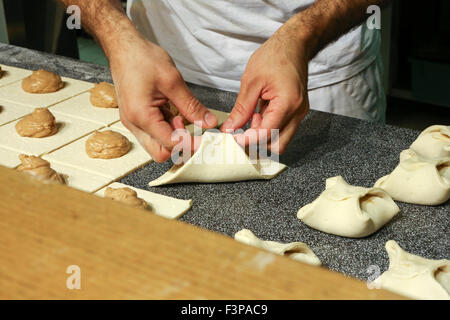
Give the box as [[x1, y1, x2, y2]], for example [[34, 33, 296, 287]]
[[22, 69, 64, 93], [17, 154, 65, 184], [85, 130, 131, 159], [0, 66, 3, 79], [15, 108, 58, 138], [89, 82, 118, 108], [104, 187, 149, 210]]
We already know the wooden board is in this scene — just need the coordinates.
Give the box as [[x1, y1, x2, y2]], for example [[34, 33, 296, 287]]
[[0, 166, 405, 299]]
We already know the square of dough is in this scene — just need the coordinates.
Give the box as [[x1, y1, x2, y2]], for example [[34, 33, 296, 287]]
[[50, 162, 113, 193], [43, 128, 152, 179], [0, 76, 93, 108], [0, 113, 102, 156], [0, 100, 35, 126], [95, 182, 192, 219], [50, 91, 120, 126], [0, 65, 32, 88], [0, 147, 23, 168]]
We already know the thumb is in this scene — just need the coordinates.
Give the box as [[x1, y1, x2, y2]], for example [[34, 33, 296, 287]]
[[164, 75, 218, 129], [221, 80, 261, 132]]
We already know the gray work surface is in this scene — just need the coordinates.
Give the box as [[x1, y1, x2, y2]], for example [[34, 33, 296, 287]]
[[1, 43, 448, 281]]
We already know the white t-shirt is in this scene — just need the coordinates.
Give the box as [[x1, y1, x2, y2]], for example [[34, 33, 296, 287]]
[[127, 0, 380, 92]]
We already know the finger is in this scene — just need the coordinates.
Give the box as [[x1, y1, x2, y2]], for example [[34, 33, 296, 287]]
[[161, 71, 217, 128], [120, 114, 172, 163], [221, 78, 261, 132]]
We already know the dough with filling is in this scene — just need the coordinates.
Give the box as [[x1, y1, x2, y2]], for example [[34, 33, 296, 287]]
[[374, 149, 450, 205], [234, 229, 321, 266], [89, 82, 118, 108], [49, 91, 120, 126], [96, 182, 192, 219], [105, 186, 149, 210], [0, 113, 101, 156], [17, 154, 65, 184], [149, 131, 286, 186], [373, 240, 449, 300], [22, 69, 64, 93], [297, 176, 400, 238], [85, 130, 131, 159], [410, 125, 450, 158], [15, 108, 58, 138], [43, 129, 152, 180]]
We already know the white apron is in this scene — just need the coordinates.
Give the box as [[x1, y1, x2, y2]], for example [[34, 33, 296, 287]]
[[127, 0, 385, 122]]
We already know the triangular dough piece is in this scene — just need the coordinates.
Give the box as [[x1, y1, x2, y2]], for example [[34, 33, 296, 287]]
[[149, 132, 287, 186], [373, 240, 450, 300], [410, 125, 450, 158], [374, 149, 450, 205], [297, 176, 400, 238], [234, 229, 321, 266]]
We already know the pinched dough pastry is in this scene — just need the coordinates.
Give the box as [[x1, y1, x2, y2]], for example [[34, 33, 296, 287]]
[[149, 131, 286, 186], [15, 108, 58, 138], [105, 187, 150, 210], [374, 149, 450, 205], [373, 240, 449, 300], [410, 125, 450, 158], [89, 82, 118, 108], [17, 154, 65, 184], [297, 176, 400, 238], [22, 69, 64, 93], [234, 229, 321, 266], [85, 130, 131, 159]]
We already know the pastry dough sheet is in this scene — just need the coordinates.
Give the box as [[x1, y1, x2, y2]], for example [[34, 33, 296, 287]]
[[0, 76, 93, 108], [96, 182, 192, 219], [50, 91, 120, 126], [0, 100, 35, 126], [0, 113, 102, 156], [0, 147, 23, 168], [43, 128, 152, 179], [50, 162, 113, 193], [0, 65, 31, 88]]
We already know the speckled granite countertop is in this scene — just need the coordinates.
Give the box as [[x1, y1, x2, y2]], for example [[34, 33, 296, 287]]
[[1, 43, 448, 281]]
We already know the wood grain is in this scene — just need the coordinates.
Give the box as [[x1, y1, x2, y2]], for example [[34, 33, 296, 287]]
[[0, 166, 405, 299]]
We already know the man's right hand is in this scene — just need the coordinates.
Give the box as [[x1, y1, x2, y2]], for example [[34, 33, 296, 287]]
[[108, 35, 218, 162], [60, 0, 218, 162]]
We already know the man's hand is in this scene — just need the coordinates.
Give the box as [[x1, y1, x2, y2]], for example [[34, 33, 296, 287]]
[[59, 0, 218, 162], [221, 25, 309, 154], [109, 32, 217, 162], [221, 0, 390, 154]]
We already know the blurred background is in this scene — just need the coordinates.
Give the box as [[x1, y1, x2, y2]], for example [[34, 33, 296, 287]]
[[0, 0, 449, 130]]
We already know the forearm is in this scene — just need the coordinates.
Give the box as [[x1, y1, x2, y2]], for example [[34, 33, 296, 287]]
[[283, 0, 389, 60], [59, 0, 141, 58]]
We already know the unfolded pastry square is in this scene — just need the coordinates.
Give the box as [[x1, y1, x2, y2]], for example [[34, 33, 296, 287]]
[[50, 162, 113, 193], [0, 100, 35, 126], [373, 240, 449, 300], [49, 91, 120, 126], [410, 125, 450, 159], [0, 147, 23, 168], [43, 128, 152, 179], [234, 229, 322, 266], [149, 131, 287, 186], [0, 65, 31, 88], [0, 76, 92, 108], [297, 176, 400, 238], [0, 113, 102, 156], [374, 149, 450, 205], [96, 182, 192, 219]]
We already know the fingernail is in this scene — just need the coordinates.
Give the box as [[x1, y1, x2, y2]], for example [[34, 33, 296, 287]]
[[204, 112, 217, 127]]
